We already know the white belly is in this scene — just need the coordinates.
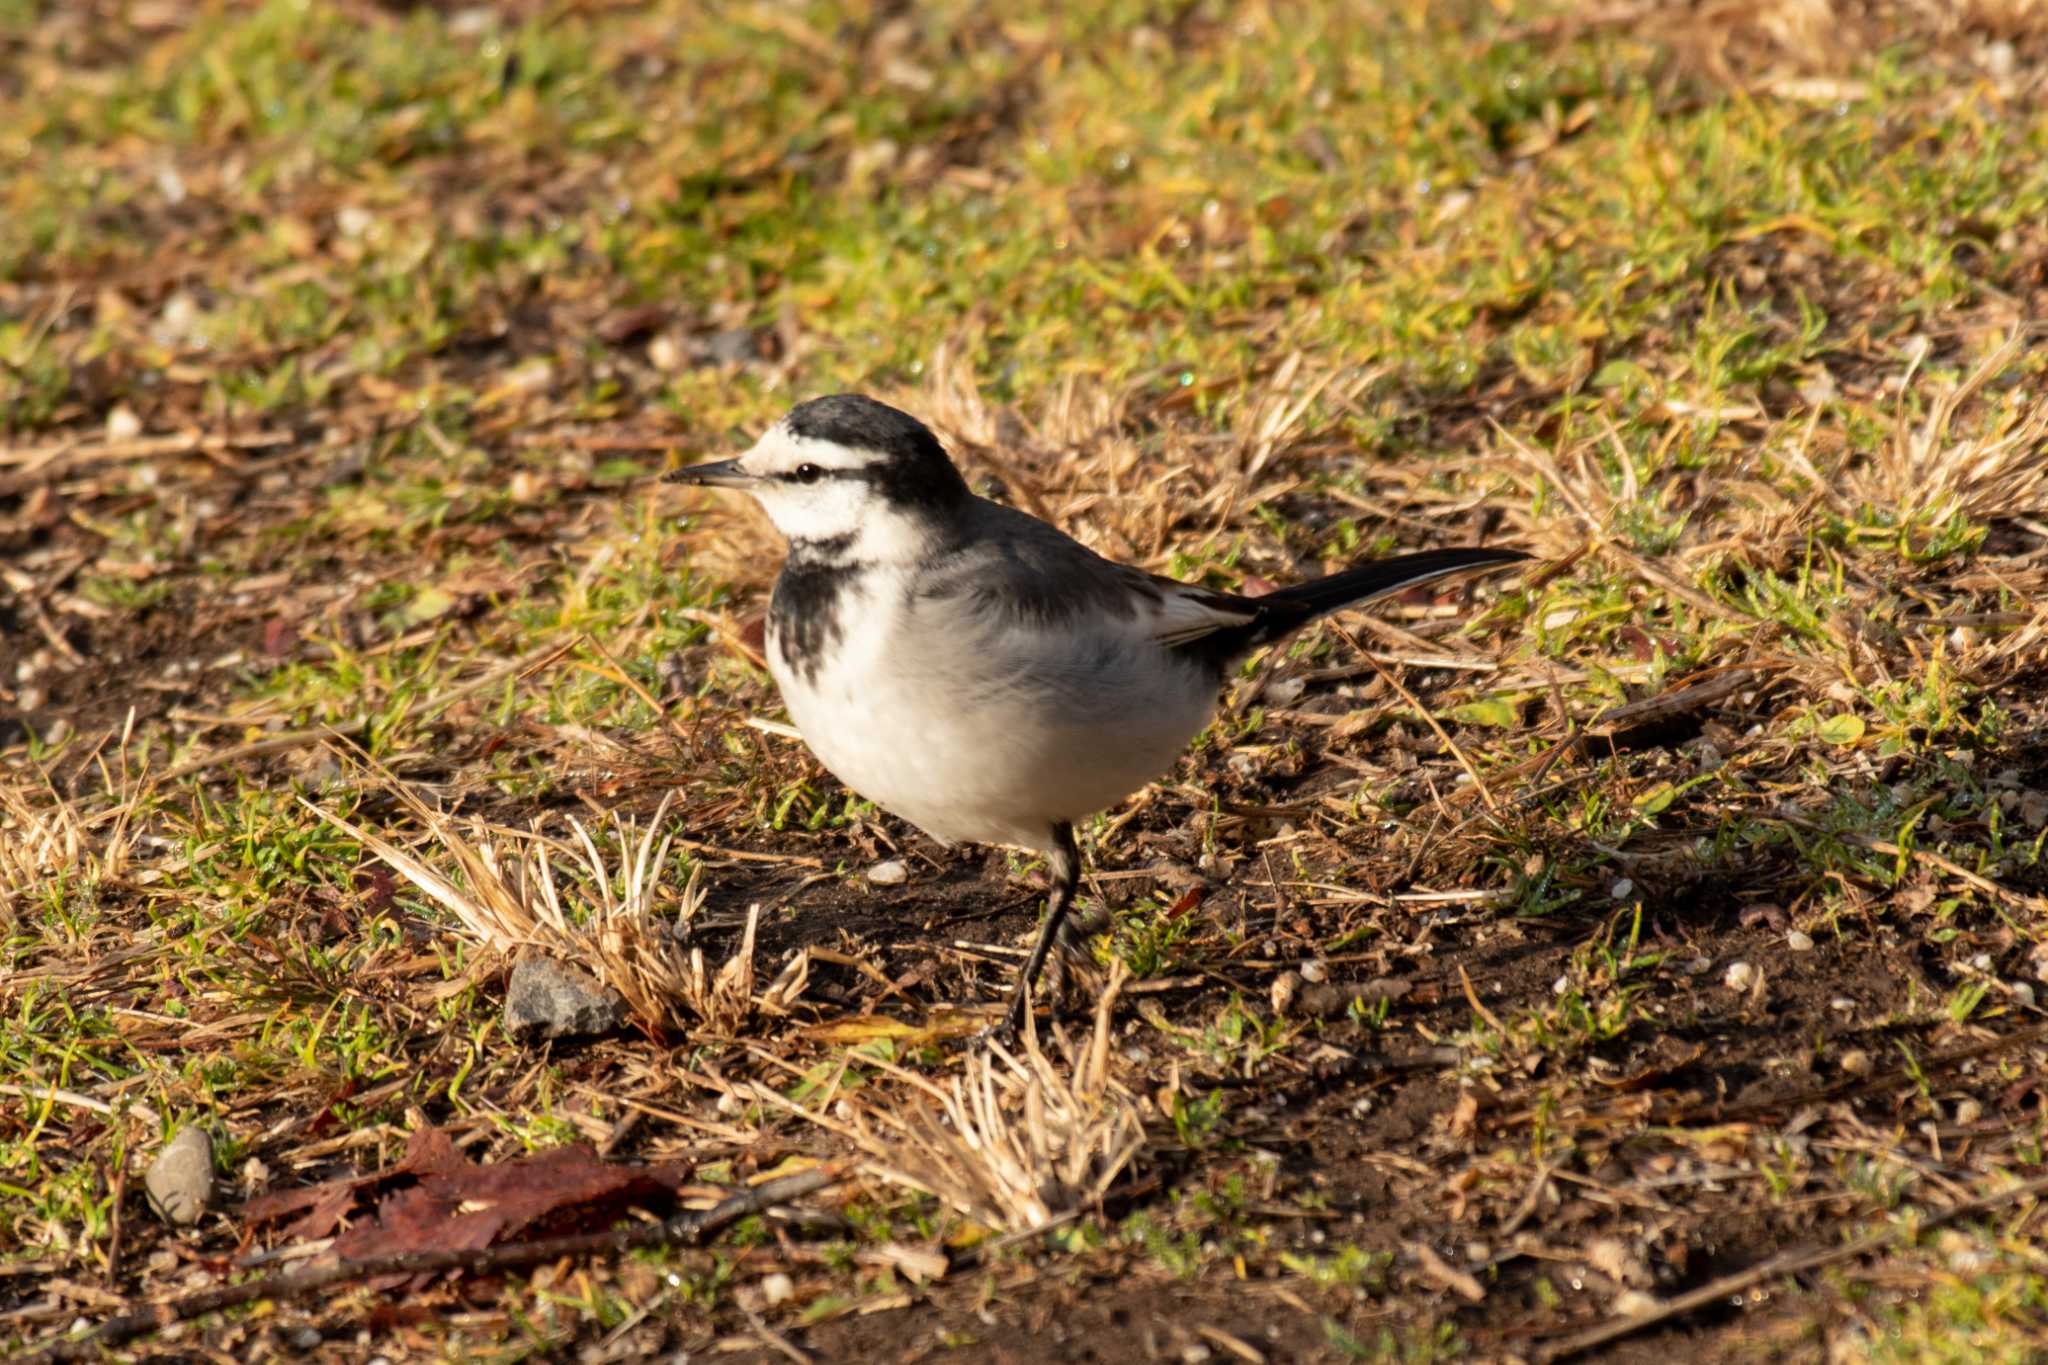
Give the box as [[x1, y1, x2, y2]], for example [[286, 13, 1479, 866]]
[[767, 580, 1216, 852]]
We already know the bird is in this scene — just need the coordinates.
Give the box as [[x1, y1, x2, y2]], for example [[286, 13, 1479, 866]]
[[668, 394, 1529, 1038]]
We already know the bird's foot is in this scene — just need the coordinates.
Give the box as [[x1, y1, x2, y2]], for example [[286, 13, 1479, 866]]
[[1040, 904, 1111, 1006]]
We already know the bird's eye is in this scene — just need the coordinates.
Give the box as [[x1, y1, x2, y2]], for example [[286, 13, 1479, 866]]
[[792, 463, 823, 484]]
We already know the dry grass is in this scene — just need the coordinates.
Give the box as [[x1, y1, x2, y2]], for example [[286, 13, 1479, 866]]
[[8, 2, 2048, 1360], [1853, 332, 2048, 531], [1558, 0, 2048, 86], [0, 749, 138, 912], [305, 776, 807, 1036], [760, 967, 1145, 1234]]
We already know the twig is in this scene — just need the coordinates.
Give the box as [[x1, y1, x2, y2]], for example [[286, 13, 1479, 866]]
[[740, 1303, 814, 1363], [1575, 667, 1760, 749], [0, 428, 295, 470], [1362, 650, 1503, 817], [578, 630, 692, 750], [1406, 1240, 1485, 1303], [22, 1166, 844, 1363], [1535, 1172, 2048, 1361], [1496, 1162, 1555, 1239], [1458, 964, 1509, 1036], [0, 1083, 162, 1130], [102, 1161, 128, 1290], [1848, 833, 2048, 918], [152, 720, 369, 785], [596, 1106, 644, 1160]]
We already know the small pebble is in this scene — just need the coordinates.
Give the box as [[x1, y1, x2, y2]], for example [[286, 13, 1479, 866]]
[[1970, 952, 1994, 973], [761, 1272, 795, 1306], [1786, 930, 1814, 952], [503, 956, 628, 1042], [1830, 996, 1855, 1012], [2009, 982, 2037, 1009], [1609, 878, 1634, 901], [1723, 961, 1756, 991], [866, 859, 908, 886], [336, 205, 375, 238], [1839, 1049, 1872, 1077], [1954, 1098, 1984, 1125], [1612, 1289, 1661, 1317], [1553, 974, 1569, 996], [145, 1126, 214, 1226], [1299, 959, 1327, 984]]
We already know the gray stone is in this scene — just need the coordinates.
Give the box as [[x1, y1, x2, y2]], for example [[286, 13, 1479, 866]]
[[503, 956, 628, 1042], [702, 327, 758, 366], [145, 1126, 213, 1226]]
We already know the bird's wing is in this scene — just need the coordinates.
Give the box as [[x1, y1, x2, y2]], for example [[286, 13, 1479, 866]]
[[928, 499, 1272, 651], [1140, 576, 1264, 648]]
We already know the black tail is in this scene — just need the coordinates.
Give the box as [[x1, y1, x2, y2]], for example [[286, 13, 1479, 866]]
[[1187, 546, 1531, 663], [1264, 546, 1531, 621]]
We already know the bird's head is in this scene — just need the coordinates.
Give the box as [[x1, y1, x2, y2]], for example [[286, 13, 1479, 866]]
[[668, 395, 970, 559]]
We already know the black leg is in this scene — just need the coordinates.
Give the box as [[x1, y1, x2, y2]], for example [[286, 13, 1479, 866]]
[[1000, 821, 1080, 1040]]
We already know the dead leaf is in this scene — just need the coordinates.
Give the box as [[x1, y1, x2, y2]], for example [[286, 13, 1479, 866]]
[[244, 1126, 692, 1268]]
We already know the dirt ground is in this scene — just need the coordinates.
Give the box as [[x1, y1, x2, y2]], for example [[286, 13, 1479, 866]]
[[7, 2, 2048, 1362]]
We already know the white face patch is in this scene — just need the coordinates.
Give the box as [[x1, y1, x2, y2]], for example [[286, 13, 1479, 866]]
[[732, 422, 936, 561], [740, 423, 876, 479]]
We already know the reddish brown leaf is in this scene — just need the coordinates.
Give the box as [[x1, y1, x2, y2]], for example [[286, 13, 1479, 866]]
[[738, 613, 768, 656], [594, 304, 668, 344], [245, 1127, 691, 1270], [1589, 1042, 1707, 1091], [304, 1077, 362, 1142], [355, 866, 396, 917], [245, 1125, 468, 1237]]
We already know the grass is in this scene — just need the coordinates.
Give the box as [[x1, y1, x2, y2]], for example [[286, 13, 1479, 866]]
[[5, 0, 2048, 1358]]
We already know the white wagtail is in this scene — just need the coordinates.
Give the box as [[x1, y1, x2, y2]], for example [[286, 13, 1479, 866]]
[[669, 394, 1529, 1036]]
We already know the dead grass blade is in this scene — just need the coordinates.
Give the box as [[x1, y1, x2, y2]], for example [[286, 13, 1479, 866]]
[[758, 967, 1144, 1232], [0, 747, 142, 910], [302, 782, 805, 1035], [1851, 331, 2048, 531]]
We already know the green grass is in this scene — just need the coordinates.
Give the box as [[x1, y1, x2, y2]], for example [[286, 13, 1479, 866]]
[[5, 0, 2048, 1359]]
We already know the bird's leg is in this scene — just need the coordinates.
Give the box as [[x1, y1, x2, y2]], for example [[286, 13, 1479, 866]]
[[999, 821, 1079, 1041]]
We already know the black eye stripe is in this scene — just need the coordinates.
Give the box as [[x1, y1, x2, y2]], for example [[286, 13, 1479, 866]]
[[783, 462, 882, 485]]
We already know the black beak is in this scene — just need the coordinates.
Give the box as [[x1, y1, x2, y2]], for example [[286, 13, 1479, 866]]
[[665, 458, 755, 488]]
